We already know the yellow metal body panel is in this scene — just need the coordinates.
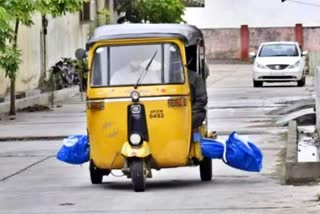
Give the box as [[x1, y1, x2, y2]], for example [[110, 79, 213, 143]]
[[121, 141, 151, 158], [87, 96, 192, 169], [189, 142, 203, 160], [87, 38, 193, 170]]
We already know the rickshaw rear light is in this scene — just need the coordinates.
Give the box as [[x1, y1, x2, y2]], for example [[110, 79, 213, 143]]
[[168, 97, 187, 107], [87, 101, 104, 110]]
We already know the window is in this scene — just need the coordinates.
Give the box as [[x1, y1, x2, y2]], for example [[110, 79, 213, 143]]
[[259, 44, 299, 57], [91, 43, 184, 87], [184, 0, 205, 7], [80, 0, 96, 22]]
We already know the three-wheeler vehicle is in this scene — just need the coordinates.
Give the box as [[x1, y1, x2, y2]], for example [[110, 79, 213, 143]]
[[75, 24, 212, 192]]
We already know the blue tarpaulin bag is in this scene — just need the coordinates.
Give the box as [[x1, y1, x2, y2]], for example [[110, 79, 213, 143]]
[[200, 138, 224, 159], [56, 135, 89, 165], [223, 132, 263, 172], [200, 132, 263, 172]]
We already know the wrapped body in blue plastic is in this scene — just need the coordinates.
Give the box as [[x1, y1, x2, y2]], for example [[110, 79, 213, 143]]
[[57, 135, 89, 165], [200, 132, 263, 172]]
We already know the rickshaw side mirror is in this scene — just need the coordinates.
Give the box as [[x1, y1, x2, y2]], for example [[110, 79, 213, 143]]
[[75, 48, 87, 60], [302, 51, 308, 56], [249, 51, 256, 58]]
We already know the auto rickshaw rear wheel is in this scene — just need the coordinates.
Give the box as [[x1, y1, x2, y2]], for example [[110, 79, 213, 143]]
[[199, 157, 212, 181], [89, 160, 103, 184], [129, 158, 146, 192]]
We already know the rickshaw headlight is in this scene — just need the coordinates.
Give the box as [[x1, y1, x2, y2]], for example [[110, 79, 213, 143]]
[[129, 133, 142, 146], [131, 91, 140, 102]]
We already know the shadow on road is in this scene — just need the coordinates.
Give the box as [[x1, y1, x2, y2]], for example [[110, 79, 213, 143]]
[[100, 179, 211, 191]]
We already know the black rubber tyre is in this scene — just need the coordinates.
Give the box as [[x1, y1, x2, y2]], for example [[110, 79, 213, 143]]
[[253, 80, 263, 87], [90, 160, 103, 184], [200, 157, 212, 181], [130, 158, 146, 192], [297, 76, 305, 87]]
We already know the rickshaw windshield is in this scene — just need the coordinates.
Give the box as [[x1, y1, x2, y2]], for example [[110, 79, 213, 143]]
[[91, 43, 185, 87]]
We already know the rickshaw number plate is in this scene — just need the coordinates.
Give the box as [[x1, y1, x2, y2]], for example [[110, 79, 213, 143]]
[[131, 105, 142, 114]]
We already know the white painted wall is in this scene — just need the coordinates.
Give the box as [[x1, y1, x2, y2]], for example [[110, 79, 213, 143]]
[[0, 0, 118, 97], [46, 14, 90, 69], [0, 13, 90, 96], [184, 0, 320, 28]]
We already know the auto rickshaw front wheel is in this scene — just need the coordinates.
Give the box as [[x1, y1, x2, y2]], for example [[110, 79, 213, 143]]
[[89, 160, 110, 184], [129, 158, 146, 192], [199, 157, 212, 181]]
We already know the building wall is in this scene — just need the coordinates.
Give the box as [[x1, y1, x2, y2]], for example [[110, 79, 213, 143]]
[[184, 1, 320, 60], [304, 28, 320, 52], [0, 13, 90, 97], [46, 14, 90, 68], [184, 0, 320, 28], [249, 27, 295, 52], [202, 26, 320, 60], [202, 29, 240, 59]]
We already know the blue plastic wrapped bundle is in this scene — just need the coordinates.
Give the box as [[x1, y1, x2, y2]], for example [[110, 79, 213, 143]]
[[57, 135, 89, 165], [200, 138, 224, 159], [223, 132, 263, 172], [200, 132, 263, 172]]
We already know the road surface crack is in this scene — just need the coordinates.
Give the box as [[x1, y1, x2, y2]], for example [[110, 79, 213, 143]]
[[0, 155, 54, 182]]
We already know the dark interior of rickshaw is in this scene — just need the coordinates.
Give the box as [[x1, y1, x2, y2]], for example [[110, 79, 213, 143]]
[[186, 45, 197, 72]]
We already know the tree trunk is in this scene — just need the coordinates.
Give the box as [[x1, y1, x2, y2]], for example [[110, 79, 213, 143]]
[[9, 19, 20, 116], [9, 77, 16, 116], [39, 15, 48, 90]]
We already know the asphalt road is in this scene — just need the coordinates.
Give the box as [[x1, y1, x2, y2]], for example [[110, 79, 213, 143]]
[[1, 64, 320, 214]]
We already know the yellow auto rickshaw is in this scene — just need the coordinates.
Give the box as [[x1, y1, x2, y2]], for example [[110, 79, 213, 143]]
[[75, 24, 212, 192]]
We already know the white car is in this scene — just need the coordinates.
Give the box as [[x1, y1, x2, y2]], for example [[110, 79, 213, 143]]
[[251, 41, 308, 87]]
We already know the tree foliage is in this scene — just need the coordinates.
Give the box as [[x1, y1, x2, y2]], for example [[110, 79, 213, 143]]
[[0, 48, 21, 79], [0, 7, 12, 50], [36, 0, 87, 16], [143, 0, 185, 23], [114, 0, 186, 23], [0, 0, 35, 79], [1, 0, 35, 27], [0, 0, 86, 115]]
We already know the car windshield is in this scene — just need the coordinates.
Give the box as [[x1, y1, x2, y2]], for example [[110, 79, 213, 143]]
[[91, 43, 184, 87], [259, 44, 299, 57]]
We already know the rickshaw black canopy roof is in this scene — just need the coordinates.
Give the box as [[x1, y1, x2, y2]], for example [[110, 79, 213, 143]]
[[87, 24, 204, 48]]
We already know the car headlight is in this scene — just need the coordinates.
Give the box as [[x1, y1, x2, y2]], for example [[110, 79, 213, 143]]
[[255, 62, 267, 69], [129, 133, 142, 146], [288, 60, 300, 69]]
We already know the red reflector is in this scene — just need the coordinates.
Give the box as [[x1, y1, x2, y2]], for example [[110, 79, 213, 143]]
[[168, 98, 187, 107], [87, 102, 104, 110]]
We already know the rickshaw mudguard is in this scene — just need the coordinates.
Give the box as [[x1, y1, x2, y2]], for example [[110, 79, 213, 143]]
[[121, 141, 151, 158], [189, 126, 207, 161], [190, 141, 204, 161]]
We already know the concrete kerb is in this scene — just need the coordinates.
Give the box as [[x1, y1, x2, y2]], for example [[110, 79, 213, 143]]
[[285, 120, 320, 184], [0, 86, 79, 114]]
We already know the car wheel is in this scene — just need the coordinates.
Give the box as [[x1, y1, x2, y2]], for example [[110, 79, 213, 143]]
[[297, 76, 305, 87], [253, 80, 263, 87]]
